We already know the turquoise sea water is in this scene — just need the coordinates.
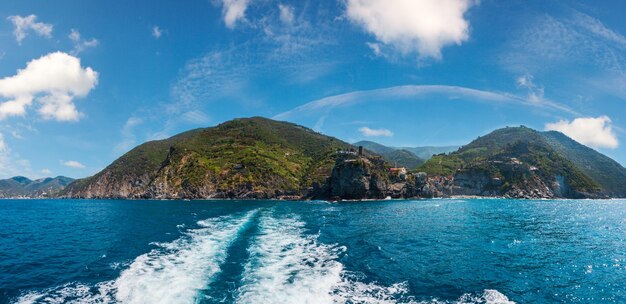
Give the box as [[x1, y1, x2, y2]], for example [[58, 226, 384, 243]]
[[0, 199, 625, 303]]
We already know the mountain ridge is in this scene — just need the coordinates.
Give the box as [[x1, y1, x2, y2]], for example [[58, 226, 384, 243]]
[[61, 118, 625, 200], [418, 126, 626, 198], [0, 176, 74, 198]]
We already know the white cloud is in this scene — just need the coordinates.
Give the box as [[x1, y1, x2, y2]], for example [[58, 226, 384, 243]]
[[0, 133, 33, 178], [114, 116, 144, 154], [278, 4, 294, 24], [545, 116, 618, 149], [41, 168, 52, 175], [0, 52, 99, 121], [366, 42, 383, 57], [516, 74, 545, 104], [504, 12, 626, 72], [152, 26, 163, 39], [218, 0, 251, 28], [359, 126, 393, 137], [63, 160, 86, 169], [69, 29, 99, 55], [274, 85, 577, 122], [345, 0, 475, 59], [181, 110, 211, 124], [7, 14, 53, 44], [0, 132, 6, 152], [115, 116, 142, 151]]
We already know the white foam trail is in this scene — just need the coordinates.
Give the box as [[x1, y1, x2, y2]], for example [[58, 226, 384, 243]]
[[14, 282, 115, 304], [420, 289, 515, 304], [236, 213, 413, 304], [113, 210, 257, 304], [15, 210, 258, 304]]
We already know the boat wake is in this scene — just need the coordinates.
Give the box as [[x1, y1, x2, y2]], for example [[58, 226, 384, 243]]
[[236, 213, 413, 304], [15, 209, 258, 304], [14, 208, 514, 304]]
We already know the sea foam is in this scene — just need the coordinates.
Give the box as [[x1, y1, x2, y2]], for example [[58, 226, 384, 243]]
[[15, 209, 258, 304], [236, 212, 413, 304], [113, 209, 257, 304]]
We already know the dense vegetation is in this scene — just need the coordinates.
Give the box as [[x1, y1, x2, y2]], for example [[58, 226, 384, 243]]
[[417, 126, 625, 196], [64, 117, 353, 198], [63, 121, 626, 199]]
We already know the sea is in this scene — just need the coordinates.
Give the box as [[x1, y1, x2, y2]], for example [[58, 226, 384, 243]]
[[0, 198, 625, 303]]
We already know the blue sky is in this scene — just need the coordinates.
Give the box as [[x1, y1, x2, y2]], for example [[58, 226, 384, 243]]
[[1, 0, 626, 179]]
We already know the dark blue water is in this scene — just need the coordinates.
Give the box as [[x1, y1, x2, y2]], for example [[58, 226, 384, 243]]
[[0, 199, 625, 303]]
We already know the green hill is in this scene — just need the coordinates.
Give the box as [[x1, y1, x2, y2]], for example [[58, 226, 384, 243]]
[[355, 141, 424, 169], [63, 117, 353, 199], [541, 131, 626, 196], [417, 126, 625, 198]]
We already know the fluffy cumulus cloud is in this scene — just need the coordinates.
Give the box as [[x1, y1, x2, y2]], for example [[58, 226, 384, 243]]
[[0, 52, 98, 121], [63, 160, 86, 169], [358, 126, 393, 137], [219, 0, 251, 28], [545, 116, 619, 149], [345, 0, 475, 59], [7, 14, 53, 44]]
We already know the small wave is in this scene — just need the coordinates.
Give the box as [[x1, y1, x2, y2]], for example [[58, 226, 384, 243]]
[[236, 213, 413, 304], [15, 281, 115, 304], [417, 289, 514, 304], [15, 210, 258, 304]]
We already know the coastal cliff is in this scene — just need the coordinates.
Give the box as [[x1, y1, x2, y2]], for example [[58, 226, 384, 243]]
[[62, 119, 624, 200]]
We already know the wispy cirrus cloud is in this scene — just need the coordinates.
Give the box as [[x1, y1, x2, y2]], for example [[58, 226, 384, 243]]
[[114, 117, 143, 154], [501, 9, 626, 100], [164, 2, 343, 130], [503, 10, 626, 72], [69, 29, 99, 55], [0, 133, 34, 178], [7, 14, 53, 44], [274, 84, 577, 121]]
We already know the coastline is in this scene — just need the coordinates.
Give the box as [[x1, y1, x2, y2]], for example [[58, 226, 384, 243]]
[[1, 196, 623, 201]]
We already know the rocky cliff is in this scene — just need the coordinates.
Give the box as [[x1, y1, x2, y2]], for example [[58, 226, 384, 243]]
[[311, 153, 429, 200], [62, 120, 624, 200], [62, 117, 352, 199]]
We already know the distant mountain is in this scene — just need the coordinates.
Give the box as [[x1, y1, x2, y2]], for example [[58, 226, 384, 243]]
[[418, 126, 626, 198], [354, 141, 424, 169], [354, 140, 458, 164], [400, 146, 460, 160], [63, 117, 355, 199], [0, 176, 74, 198]]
